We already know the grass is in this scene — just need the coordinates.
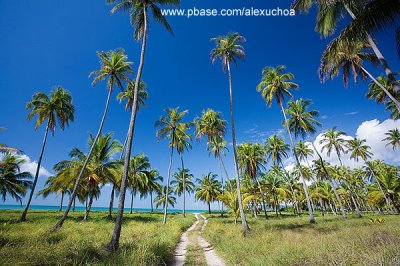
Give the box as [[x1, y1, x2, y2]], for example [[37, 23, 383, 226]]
[[203, 212, 400, 266], [0, 210, 194, 265]]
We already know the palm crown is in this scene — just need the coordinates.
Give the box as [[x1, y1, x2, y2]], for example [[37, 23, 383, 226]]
[[210, 32, 245, 70]]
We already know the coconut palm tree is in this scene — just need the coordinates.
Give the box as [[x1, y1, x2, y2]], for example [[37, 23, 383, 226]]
[[38, 175, 70, 212], [155, 107, 191, 224], [107, 0, 179, 249], [195, 108, 229, 181], [320, 128, 362, 217], [285, 98, 347, 219], [55, 50, 131, 228], [374, 162, 400, 212], [171, 168, 195, 215], [127, 154, 151, 214], [383, 129, 400, 150], [21, 87, 74, 221], [210, 32, 249, 233], [347, 138, 394, 212], [292, 0, 400, 93], [117, 81, 148, 112], [147, 169, 163, 212], [257, 66, 316, 223], [55, 133, 122, 221], [196, 172, 222, 214], [176, 123, 193, 218], [154, 185, 176, 209], [0, 153, 32, 204], [237, 142, 269, 219], [319, 39, 400, 111], [263, 170, 287, 216]]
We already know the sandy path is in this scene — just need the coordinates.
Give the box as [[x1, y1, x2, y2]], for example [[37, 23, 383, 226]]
[[172, 213, 200, 266], [172, 213, 226, 266]]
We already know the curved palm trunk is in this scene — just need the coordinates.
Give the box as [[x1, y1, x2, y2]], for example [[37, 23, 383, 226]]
[[54, 88, 113, 229], [344, 4, 400, 93], [227, 62, 249, 234], [20, 120, 50, 221], [359, 66, 400, 111], [281, 104, 315, 224], [59, 192, 64, 212], [163, 148, 174, 224], [365, 162, 394, 213], [208, 202, 211, 214], [309, 140, 347, 220], [107, 6, 148, 251], [107, 184, 115, 220], [255, 177, 268, 219], [83, 188, 94, 221]]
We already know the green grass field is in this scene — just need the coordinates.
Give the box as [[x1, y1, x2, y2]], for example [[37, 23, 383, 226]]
[[203, 213, 400, 266], [0, 210, 194, 265]]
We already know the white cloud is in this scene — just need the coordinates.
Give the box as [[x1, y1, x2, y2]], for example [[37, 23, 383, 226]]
[[283, 119, 400, 170], [18, 154, 53, 177], [345, 111, 359, 116]]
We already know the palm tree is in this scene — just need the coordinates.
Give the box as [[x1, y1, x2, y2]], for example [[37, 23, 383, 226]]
[[155, 107, 191, 224], [373, 162, 400, 212], [383, 129, 400, 150], [55, 49, 132, 229], [195, 109, 229, 180], [147, 169, 163, 212], [195, 172, 222, 214], [38, 175, 70, 212], [319, 39, 400, 111], [22, 87, 74, 221], [55, 133, 122, 221], [320, 128, 362, 217], [154, 185, 176, 210], [210, 32, 249, 233], [176, 123, 193, 218], [0, 153, 32, 203], [285, 98, 347, 219], [257, 66, 315, 223], [292, 0, 400, 93], [117, 81, 148, 112], [127, 154, 151, 214], [347, 138, 394, 212], [263, 171, 287, 216], [107, 0, 179, 250], [171, 168, 195, 215], [108, 80, 148, 220], [237, 142, 269, 219]]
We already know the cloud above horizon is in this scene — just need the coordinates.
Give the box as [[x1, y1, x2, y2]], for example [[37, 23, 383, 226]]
[[284, 118, 400, 171]]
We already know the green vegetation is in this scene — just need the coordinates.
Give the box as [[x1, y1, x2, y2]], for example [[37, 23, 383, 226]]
[[0, 210, 194, 265], [204, 213, 400, 265]]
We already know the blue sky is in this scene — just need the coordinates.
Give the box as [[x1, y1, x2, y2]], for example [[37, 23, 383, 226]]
[[1, 0, 399, 210]]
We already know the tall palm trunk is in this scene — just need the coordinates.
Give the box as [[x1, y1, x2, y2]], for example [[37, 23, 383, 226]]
[[163, 147, 174, 224], [208, 202, 211, 214], [72, 196, 76, 212], [359, 66, 400, 111], [54, 88, 113, 229], [180, 155, 186, 218], [59, 192, 64, 212], [255, 177, 268, 219], [130, 191, 134, 214], [107, 184, 115, 220], [365, 161, 395, 213], [20, 120, 50, 221], [280, 103, 315, 224], [226, 62, 249, 234], [344, 4, 400, 93], [150, 192, 153, 212], [309, 140, 347, 220], [108, 6, 148, 251], [108, 137, 127, 220], [336, 151, 362, 218]]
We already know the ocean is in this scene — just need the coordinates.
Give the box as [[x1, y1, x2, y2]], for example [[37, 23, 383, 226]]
[[0, 204, 206, 213]]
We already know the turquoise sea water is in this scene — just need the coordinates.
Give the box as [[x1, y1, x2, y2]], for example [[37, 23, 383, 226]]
[[0, 205, 205, 213]]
